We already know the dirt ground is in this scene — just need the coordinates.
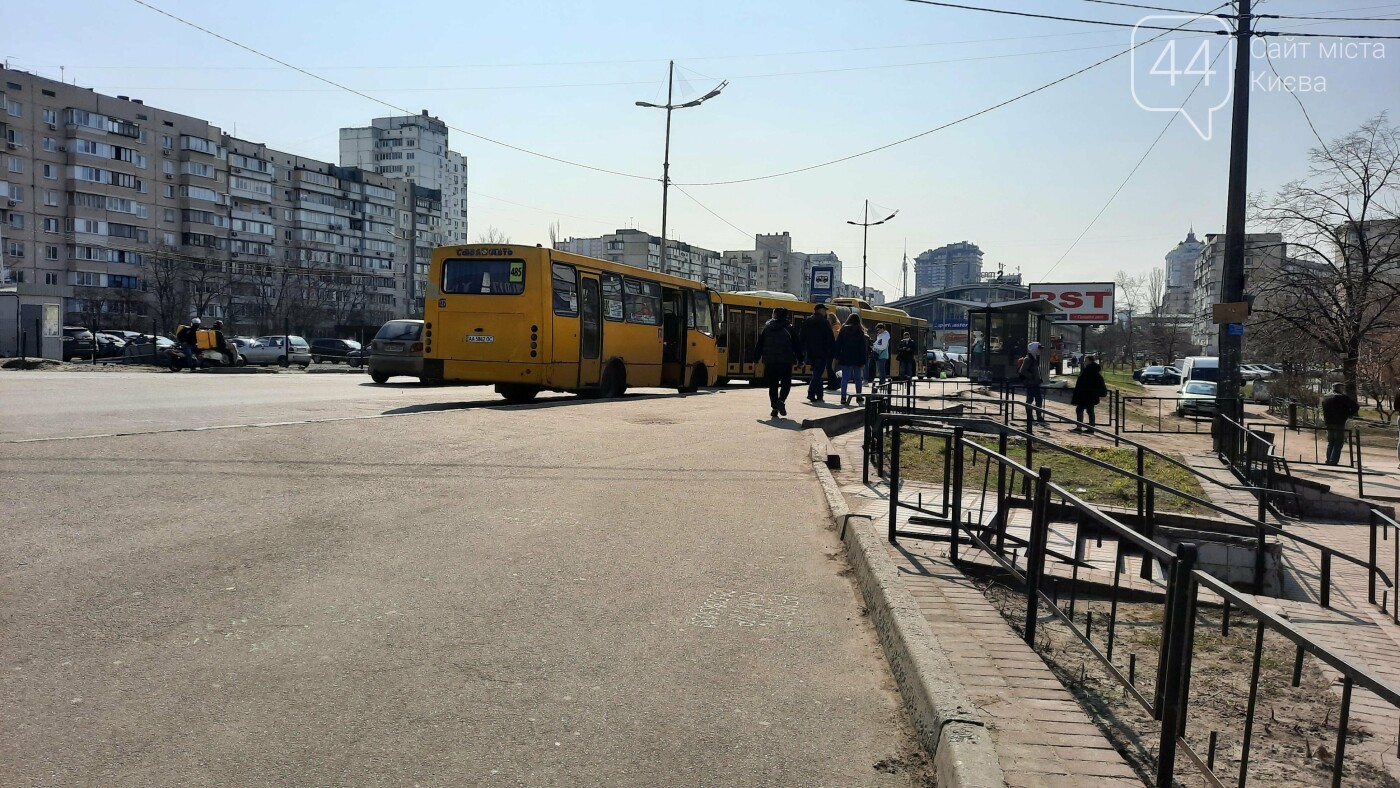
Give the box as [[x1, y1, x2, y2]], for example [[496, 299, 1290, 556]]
[[976, 578, 1397, 787]]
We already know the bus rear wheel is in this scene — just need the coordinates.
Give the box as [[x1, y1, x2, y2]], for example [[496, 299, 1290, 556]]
[[496, 383, 540, 404], [600, 361, 627, 399]]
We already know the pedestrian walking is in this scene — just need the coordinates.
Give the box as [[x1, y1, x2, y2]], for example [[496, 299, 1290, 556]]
[[826, 312, 842, 391], [895, 330, 917, 381], [799, 303, 836, 402], [1020, 341, 1046, 423], [755, 308, 800, 419], [836, 314, 868, 406], [1070, 355, 1108, 432], [872, 323, 891, 386], [1321, 382, 1359, 465], [176, 318, 202, 372]]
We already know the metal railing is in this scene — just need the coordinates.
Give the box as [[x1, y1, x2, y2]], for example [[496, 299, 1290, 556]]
[[878, 415, 1400, 786], [1373, 509, 1400, 625], [1117, 394, 1228, 435]]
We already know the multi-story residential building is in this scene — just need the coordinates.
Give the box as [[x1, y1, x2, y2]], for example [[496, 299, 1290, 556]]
[[1162, 229, 1203, 316], [722, 232, 845, 299], [556, 228, 743, 292], [915, 242, 983, 295], [1187, 232, 1330, 354], [0, 67, 471, 355], [339, 112, 469, 281]]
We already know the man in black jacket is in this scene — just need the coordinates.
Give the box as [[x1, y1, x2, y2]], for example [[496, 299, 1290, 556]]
[[799, 303, 835, 403], [1321, 383, 1359, 465], [756, 308, 800, 419]]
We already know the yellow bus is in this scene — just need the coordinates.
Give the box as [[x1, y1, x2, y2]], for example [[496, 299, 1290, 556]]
[[422, 244, 718, 402], [713, 290, 817, 384], [713, 292, 928, 383]]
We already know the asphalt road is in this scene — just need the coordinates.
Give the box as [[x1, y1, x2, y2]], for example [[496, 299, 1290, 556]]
[[0, 372, 929, 786]]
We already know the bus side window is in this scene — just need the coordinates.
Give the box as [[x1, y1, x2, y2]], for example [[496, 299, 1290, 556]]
[[602, 273, 624, 321], [714, 301, 726, 347], [688, 291, 713, 335], [552, 263, 578, 317]]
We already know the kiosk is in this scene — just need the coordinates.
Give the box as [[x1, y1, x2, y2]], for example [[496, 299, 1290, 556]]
[[938, 297, 1063, 385]]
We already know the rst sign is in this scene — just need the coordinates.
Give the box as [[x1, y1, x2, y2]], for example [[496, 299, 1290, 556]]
[[1028, 282, 1116, 325]]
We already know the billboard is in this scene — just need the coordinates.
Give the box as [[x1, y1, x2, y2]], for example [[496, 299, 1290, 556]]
[[1028, 282, 1116, 325]]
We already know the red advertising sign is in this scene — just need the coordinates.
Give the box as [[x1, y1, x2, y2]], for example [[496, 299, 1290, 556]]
[[1028, 282, 1116, 325]]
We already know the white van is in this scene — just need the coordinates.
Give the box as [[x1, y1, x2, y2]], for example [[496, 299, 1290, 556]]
[[1177, 356, 1219, 390]]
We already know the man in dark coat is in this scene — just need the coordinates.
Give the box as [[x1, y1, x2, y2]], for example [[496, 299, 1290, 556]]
[[799, 303, 835, 403], [1070, 355, 1109, 432], [1321, 382, 1359, 465], [755, 308, 800, 419]]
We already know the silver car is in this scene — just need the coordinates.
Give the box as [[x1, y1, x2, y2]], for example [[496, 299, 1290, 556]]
[[242, 335, 311, 368], [367, 320, 425, 384]]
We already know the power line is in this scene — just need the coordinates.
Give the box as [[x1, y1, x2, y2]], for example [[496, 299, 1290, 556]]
[[674, 5, 1230, 187], [1254, 29, 1400, 39], [902, 0, 1230, 32], [125, 0, 655, 182], [1076, 0, 1217, 13], [1039, 37, 1229, 280], [1261, 12, 1400, 22]]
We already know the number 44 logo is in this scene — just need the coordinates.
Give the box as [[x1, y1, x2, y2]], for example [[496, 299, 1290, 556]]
[[1130, 15, 1235, 141], [1150, 39, 1216, 86]]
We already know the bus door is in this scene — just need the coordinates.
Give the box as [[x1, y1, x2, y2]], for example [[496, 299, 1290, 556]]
[[660, 287, 686, 387], [577, 273, 602, 388]]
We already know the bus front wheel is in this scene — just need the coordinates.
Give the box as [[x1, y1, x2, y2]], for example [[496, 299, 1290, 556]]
[[680, 364, 708, 393], [600, 361, 627, 399], [496, 383, 540, 404]]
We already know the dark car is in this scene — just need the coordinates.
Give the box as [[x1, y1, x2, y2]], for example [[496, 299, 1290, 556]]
[[309, 338, 364, 365], [367, 320, 424, 384], [62, 326, 95, 361], [1140, 365, 1181, 385]]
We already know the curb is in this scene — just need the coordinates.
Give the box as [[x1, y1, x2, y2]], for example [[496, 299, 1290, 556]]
[[804, 429, 1006, 788]]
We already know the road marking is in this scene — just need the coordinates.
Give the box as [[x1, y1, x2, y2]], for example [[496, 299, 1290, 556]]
[[1, 410, 437, 444]]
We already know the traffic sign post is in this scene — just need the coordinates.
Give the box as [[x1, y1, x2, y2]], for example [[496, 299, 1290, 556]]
[[810, 266, 835, 303]]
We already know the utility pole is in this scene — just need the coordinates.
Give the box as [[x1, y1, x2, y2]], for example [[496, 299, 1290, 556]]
[[847, 201, 897, 304], [635, 63, 726, 277], [1217, 0, 1254, 429]]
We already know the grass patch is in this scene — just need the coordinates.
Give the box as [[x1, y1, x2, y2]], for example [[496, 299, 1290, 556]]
[[900, 435, 1210, 513], [1099, 368, 1146, 392]]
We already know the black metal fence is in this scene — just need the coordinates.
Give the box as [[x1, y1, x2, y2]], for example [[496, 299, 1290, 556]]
[[878, 413, 1400, 786]]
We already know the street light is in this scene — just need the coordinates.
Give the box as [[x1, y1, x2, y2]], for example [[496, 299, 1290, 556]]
[[847, 200, 898, 303], [636, 61, 727, 276]]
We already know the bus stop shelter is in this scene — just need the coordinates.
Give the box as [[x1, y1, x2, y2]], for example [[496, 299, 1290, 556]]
[[938, 296, 1064, 385]]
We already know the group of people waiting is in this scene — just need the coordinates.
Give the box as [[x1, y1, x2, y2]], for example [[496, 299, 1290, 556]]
[[752, 304, 919, 418]]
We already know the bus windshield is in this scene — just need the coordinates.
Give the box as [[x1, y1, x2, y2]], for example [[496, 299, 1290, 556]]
[[442, 258, 526, 295]]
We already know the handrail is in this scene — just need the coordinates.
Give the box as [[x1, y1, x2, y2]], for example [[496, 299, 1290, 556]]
[[1047, 481, 1179, 563], [1193, 569, 1400, 705], [883, 412, 1393, 589]]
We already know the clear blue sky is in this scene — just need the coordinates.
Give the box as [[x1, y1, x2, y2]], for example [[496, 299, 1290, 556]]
[[5, 0, 1397, 297]]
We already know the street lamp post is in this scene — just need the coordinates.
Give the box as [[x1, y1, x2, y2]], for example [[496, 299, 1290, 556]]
[[847, 200, 897, 302], [636, 62, 726, 277]]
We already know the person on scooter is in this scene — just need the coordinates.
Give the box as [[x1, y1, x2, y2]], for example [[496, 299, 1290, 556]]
[[176, 318, 202, 372]]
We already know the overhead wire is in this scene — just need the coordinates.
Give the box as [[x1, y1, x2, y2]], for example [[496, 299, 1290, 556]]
[[125, 0, 656, 182], [1039, 33, 1230, 280], [674, 4, 1231, 187], [902, 0, 1231, 32]]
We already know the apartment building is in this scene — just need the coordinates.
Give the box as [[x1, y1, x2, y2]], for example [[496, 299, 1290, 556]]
[[340, 111, 469, 300], [722, 232, 845, 299], [1162, 229, 1203, 316], [554, 228, 744, 292], [915, 242, 983, 295], [0, 67, 467, 354]]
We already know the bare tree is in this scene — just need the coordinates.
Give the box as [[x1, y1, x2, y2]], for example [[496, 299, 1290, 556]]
[[146, 245, 192, 333], [1250, 114, 1400, 395], [1144, 267, 1166, 317], [547, 221, 561, 249], [476, 226, 510, 244]]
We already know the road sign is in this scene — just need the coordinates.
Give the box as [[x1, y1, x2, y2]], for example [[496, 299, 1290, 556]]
[[1028, 282, 1116, 324], [1227, 322, 1244, 336], [1212, 301, 1250, 324], [810, 266, 835, 302]]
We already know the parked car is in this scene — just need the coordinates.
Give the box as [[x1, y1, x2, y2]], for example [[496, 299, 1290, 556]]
[[61, 326, 95, 361], [1176, 380, 1218, 418], [924, 349, 965, 378], [94, 333, 127, 358], [367, 320, 425, 384], [309, 338, 364, 365], [1240, 363, 1276, 381], [242, 335, 311, 367], [1139, 365, 1181, 385]]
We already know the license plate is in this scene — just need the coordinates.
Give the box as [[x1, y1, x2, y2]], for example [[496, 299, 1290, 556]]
[[467, 335, 494, 343], [381, 344, 402, 353]]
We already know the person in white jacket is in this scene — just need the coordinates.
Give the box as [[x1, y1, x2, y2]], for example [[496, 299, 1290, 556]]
[[871, 323, 891, 386]]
